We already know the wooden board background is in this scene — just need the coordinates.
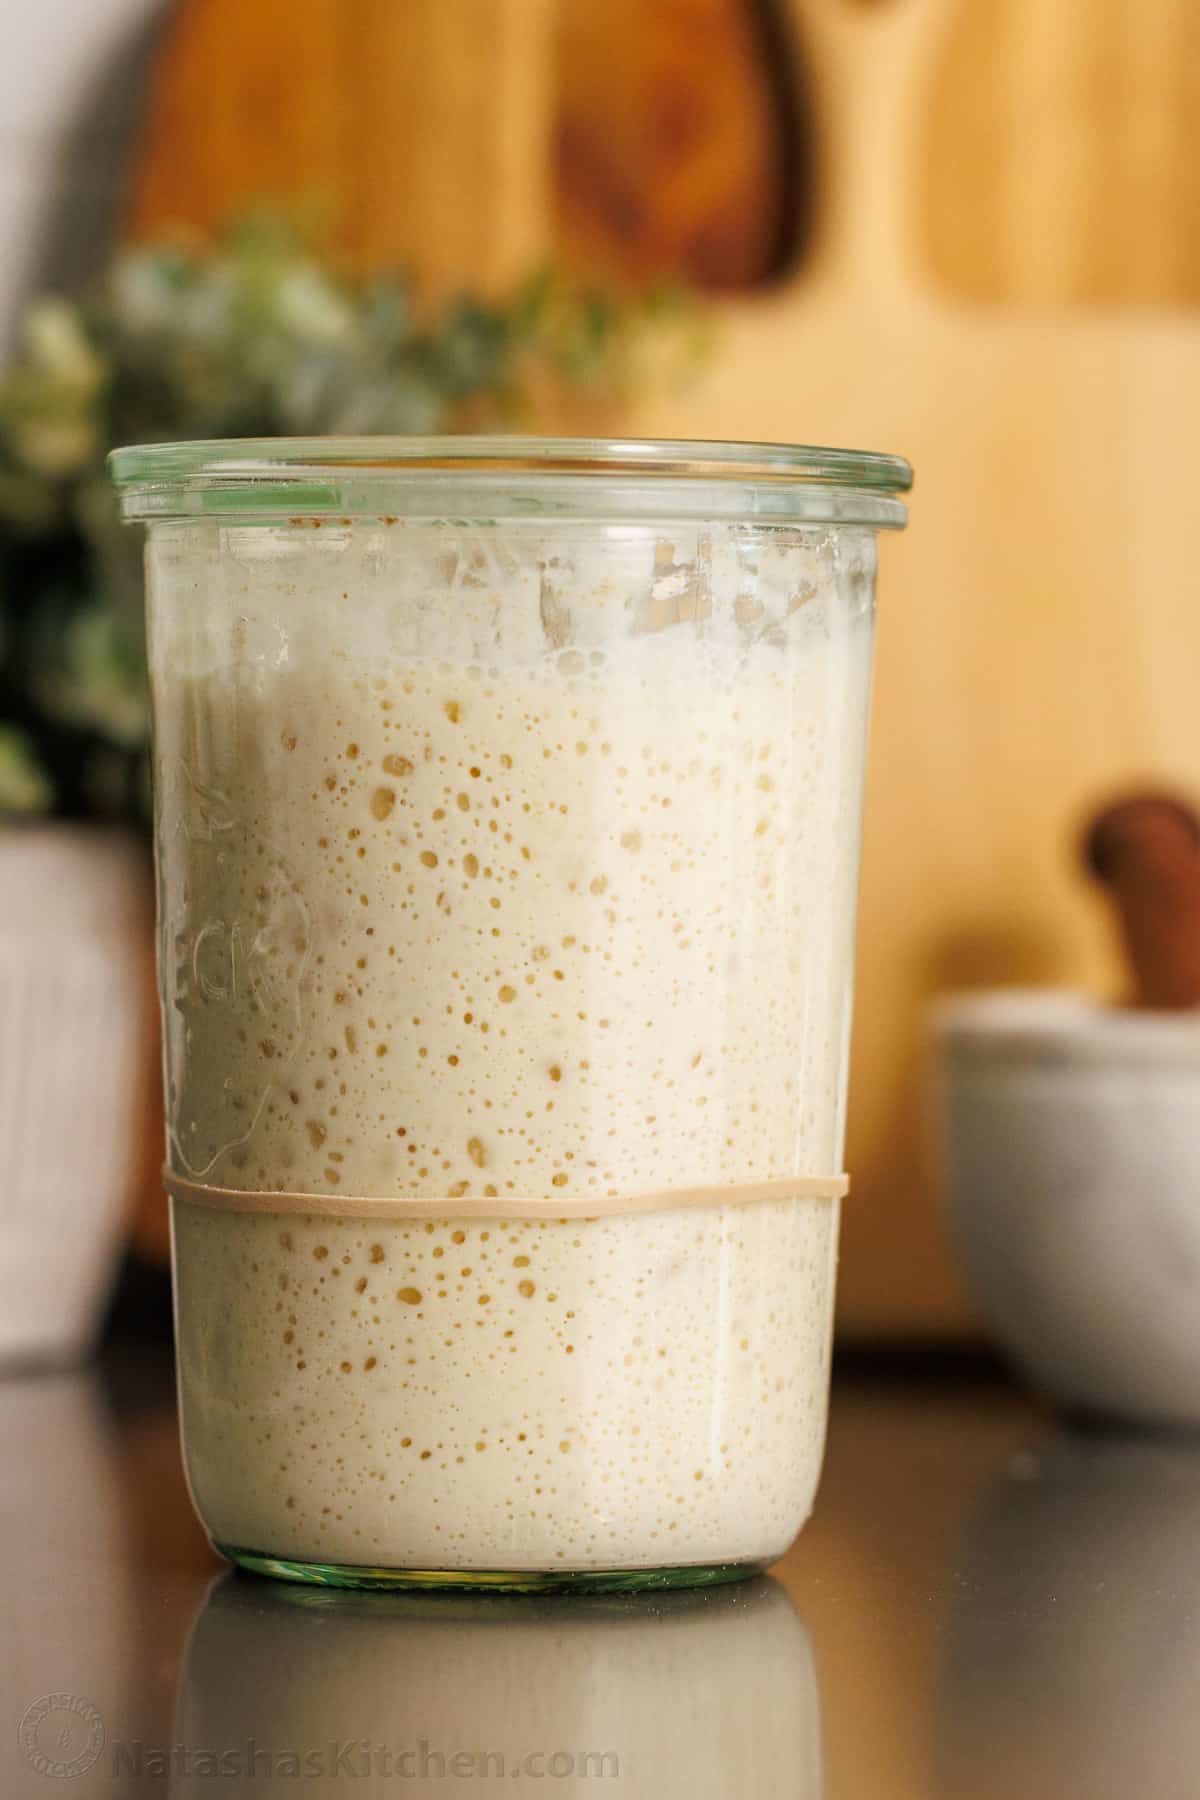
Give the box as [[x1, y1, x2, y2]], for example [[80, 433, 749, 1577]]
[[125, 0, 1200, 1337]]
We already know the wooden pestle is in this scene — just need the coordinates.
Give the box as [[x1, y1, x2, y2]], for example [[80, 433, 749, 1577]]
[[1083, 793, 1200, 1008]]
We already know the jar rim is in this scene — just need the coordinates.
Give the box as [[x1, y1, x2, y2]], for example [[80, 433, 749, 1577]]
[[107, 434, 911, 528]]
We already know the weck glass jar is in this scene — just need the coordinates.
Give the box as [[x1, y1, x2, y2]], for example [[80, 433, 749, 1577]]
[[110, 436, 910, 1590]]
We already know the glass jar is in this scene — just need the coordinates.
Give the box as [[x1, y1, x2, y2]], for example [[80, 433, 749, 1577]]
[[111, 436, 910, 1590]]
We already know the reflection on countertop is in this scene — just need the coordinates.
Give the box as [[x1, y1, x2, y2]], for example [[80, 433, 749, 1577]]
[[938, 1430, 1200, 1800], [172, 1574, 818, 1798], [5, 1343, 1200, 1796]]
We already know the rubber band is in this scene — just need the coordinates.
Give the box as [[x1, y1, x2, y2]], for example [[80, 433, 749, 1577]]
[[164, 1169, 849, 1222]]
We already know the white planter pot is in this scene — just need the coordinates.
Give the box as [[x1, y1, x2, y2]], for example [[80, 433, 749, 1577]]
[[0, 826, 153, 1367], [935, 989, 1200, 1425]]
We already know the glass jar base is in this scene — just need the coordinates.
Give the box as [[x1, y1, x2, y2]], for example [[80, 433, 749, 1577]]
[[215, 1543, 770, 1594]]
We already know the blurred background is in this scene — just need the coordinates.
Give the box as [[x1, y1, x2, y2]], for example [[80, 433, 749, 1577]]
[[1, 0, 1198, 1367]]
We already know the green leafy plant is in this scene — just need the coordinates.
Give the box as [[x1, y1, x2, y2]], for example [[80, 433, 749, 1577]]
[[0, 214, 703, 822]]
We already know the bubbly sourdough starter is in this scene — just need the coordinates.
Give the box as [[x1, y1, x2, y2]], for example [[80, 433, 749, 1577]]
[[157, 520, 873, 1570]]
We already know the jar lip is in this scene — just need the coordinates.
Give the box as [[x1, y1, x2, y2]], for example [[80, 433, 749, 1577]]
[[107, 434, 911, 528]]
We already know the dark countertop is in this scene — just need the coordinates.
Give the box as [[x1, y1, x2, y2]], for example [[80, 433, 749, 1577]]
[[2, 1338, 1196, 1798]]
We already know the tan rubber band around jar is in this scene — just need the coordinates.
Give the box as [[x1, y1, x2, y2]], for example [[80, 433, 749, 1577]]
[[164, 1170, 849, 1222]]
